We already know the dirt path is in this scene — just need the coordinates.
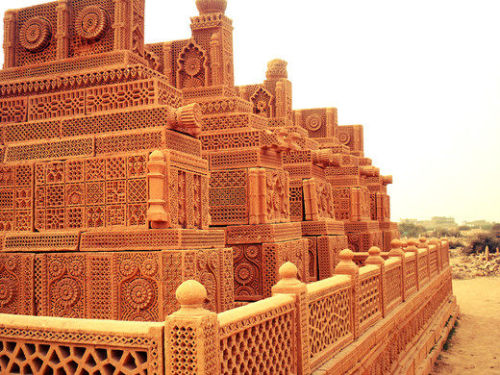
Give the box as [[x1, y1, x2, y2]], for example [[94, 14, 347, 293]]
[[432, 277, 500, 374]]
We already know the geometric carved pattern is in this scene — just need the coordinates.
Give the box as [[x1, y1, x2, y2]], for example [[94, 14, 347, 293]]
[[33, 153, 149, 231], [308, 286, 352, 364], [220, 298, 295, 375]]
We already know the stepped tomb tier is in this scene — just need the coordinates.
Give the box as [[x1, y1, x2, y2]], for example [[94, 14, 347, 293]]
[[0, 0, 399, 320]]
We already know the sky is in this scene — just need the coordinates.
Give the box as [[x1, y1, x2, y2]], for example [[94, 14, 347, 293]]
[[1, 0, 499, 223]]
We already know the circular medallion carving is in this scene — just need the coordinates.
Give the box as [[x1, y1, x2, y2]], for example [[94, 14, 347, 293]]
[[256, 101, 267, 112], [235, 263, 254, 285], [55, 278, 80, 307], [49, 260, 65, 278], [245, 245, 259, 259], [5, 257, 17, 272], [20, 17, 52, 52], [233, 246, 243, 260], [75, 6, 109, 41], [0, 279, 14, 307], [305, 114, 322, 132], [338, 131, 351, 145], [184, 56, 202, 76], [119, 259, 138, 277], [141, 259, 158, 276], [126, 279, 153, 310]]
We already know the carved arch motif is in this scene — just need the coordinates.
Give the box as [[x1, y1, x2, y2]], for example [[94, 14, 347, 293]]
[[250, 87, 273, 117], [177, 42, 207, 89]]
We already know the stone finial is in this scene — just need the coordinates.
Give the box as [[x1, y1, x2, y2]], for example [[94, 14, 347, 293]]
[[418, 237, 428, 248], [407, 238, 419, 247], [196, 0, 227, 15], [401, 239, 408, 249], [365, 246, 384, 265], [388, 239, 404, 257], [266, 59, 288, 80], [334, 249, 359, 276], [176, 280, 207, 309], [279, 261, 298, 280], [273, 262, 302, 291]]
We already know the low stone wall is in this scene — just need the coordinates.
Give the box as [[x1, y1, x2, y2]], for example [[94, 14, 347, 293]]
[[0, 240, 456, 374]]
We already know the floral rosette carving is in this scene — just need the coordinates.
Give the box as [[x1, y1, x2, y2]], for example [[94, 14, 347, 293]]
[[75, 6, 109, 41], [119, 259, 138, 277], [4, 257, 17, 272], [49, 260, 66, 278], [305, 114, 322, 131], [20, 17, 52, 52], [68, 260, 84, 277], [0, 278, 14, 307], [245, 245, 259, 259], [54, 278, 80, 307], [235, 263, 254, 286], [141, 259, 158, 277], [338, 130, 351, 145], [126, 279, 153, 310]]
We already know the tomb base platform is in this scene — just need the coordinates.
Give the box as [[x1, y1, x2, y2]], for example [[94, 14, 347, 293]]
[[0, 247, 234, 320]]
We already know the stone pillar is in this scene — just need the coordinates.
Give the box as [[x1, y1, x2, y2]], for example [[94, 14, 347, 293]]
[[210, 31, 223, 86], [147, 150, 170, 228], [364, 246, 386, 316], [429, 238, 442, 271], [3, 10, 16, 69], [388, 239, 406, 300], [406, 244, 419, 291], [113, 0, 128, 50], [418, 237, 430, 279], [335, 249, 360, 338], [272, 262, 310, 375], [165, 280, 220, 375], [56, 0, 70, 60]]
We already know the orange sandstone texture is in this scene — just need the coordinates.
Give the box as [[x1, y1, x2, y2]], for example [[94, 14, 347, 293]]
[[0, 0, 399, 318]]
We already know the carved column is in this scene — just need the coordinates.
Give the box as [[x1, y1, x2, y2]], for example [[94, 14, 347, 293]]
[[248, 168, 260, 224], [3, 10, 17, 68], [147, 150, 170, 228], [364, 246, 386, 316], [272, 262, 310, 375], [303, 178, 318, 221], [165, 281, 220, 375], [113, 0, 128, 50], [335, 249, 360, 338], [210, 31, 223, 86], [257, 168, 267, 224], [163, 41, 174, 86], [56, 0, 70, 60]]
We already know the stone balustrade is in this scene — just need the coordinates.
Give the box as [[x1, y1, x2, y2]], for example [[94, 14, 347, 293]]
[[0, 238, 456, 375]]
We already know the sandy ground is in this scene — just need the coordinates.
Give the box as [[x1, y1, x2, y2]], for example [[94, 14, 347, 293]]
[[431, 277, 500, 374]]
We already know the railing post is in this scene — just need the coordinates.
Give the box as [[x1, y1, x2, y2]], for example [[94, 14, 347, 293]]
[[272, 262, 310, 375], [335, 249, 360, 339], [365, 246, 386, 316], [406, 241, 420, 291], [440, 237, 450, 266], [165, 280, 220, 375], [418, 237, 430, 279], [429, 238, 442, 272], [388, 239, 406, 301]]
